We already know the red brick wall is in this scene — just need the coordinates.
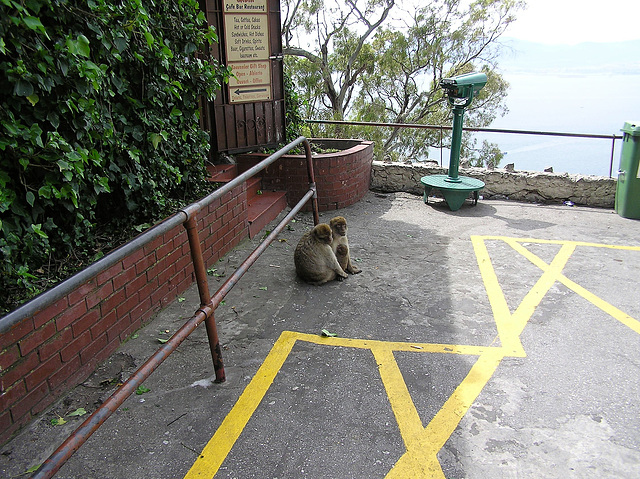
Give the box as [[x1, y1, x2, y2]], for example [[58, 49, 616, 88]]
[[237, 139, 374, 212], [0, 184, 248, 444]]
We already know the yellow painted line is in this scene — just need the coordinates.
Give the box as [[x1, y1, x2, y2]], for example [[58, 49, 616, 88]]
[[472, 236, 525, 356], [505, 239, 576, 338], [477, 236, 640, 336], [371, 344, 445, 479], [185, 236, 639, 479], [371, 346, 426, 451], [478, 236, 640, 251], [503, 238, 640, 335], [557, 274, 640, 334], [292, 331, 494, 356], [385, 451, 444, 479], [183, 331, 298, 479], [386, 348, 505, 479], [422, 348, 505, 448]]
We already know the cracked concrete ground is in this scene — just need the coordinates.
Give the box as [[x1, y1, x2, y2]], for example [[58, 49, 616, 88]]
[[1, 191, 640, 478]]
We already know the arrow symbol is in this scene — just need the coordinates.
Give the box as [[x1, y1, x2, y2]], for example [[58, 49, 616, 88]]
[[234, 88, 268, 95]]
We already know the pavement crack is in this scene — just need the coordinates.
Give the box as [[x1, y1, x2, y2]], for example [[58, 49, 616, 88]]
[[166, 413, 188, 427], [180, 442, 201, 457]]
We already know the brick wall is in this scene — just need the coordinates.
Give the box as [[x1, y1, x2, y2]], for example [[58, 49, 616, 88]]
[[237, 139, 374, 212], [0, 184, 249, 444]]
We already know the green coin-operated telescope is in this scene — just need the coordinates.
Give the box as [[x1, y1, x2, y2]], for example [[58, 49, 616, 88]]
[[420, 72, 488, 211], [440, 72, 487, 107]]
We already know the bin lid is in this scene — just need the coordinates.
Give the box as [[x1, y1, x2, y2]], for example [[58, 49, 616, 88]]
[[622, 121, 640, 136]]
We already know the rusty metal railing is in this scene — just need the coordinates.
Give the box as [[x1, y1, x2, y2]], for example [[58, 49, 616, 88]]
[[26, 136, 319, 479], [307, 119, 623, 178]]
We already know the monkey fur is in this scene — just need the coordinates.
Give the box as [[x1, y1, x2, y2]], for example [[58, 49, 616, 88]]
[[294, 223, 348, 285], [329, 216, 361, 274]]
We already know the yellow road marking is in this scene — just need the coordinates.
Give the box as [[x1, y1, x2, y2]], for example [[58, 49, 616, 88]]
[[472, 237, 525, 355], [184, 331, 297, 479], [478, 236, 640, 251], [385, 347, 505, 479], [291, 332, 493, 356], [184, 237, 640, 478], [505, 239, 576, 338], [371, 346, 426, 451], [503, 238, 640, 334], [558, 276, 640, 334]]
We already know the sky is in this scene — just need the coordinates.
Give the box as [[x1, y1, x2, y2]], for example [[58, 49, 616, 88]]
[[504, 0, 640, 44]]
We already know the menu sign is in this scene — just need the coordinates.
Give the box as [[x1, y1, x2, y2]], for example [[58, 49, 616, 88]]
[[224, 0, 272, 103]]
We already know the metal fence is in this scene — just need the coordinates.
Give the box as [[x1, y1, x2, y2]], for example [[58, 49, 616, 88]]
[[306, 120, 623, 178], [23, 137, 320, 479]]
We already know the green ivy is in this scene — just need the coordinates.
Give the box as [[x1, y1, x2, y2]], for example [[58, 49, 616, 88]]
[[0, 0, 231, 313]]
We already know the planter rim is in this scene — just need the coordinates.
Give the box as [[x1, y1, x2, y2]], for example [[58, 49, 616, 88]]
[[245, 138, 373, 159]]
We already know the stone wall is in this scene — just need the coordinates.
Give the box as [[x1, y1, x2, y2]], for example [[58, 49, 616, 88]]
[[370, 161, 617, 208]]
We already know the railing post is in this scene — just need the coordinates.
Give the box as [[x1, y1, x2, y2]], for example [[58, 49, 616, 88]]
[[303, 138, 320, 225], [440, 125, 444, 167], [610, 134, 616, 178], [184, 213, 225, 383], [184, 213, 211, 306]]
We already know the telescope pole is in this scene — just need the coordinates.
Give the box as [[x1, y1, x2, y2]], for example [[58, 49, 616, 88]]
[[446, 104, 465, 183]]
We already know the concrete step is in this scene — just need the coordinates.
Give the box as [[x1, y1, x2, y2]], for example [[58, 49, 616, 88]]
[[206, 164, 237, 183], [206, 164, 287, 238], [247, 191, 288, 238], [246, 177, 262, 200]]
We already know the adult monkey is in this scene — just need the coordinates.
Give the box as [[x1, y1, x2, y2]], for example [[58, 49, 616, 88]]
[[329, 216, 361, 275], [294, 223, 348, 285]]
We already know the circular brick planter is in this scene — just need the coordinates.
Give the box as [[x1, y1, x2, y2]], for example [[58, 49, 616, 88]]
[[237, 138, 374, 212]]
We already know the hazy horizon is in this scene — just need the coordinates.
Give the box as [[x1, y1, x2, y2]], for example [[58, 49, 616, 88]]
[[502, 0, 640, 45]]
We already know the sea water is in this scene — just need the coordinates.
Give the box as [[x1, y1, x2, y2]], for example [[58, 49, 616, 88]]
[[465, 74, 640, 177]]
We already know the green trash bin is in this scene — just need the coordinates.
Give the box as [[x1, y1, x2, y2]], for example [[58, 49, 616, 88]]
[[615, 121, 640, 219]]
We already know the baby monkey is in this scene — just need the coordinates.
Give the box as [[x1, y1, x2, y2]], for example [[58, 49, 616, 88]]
[[294, 223, 348, 285], [329, 216, 361, 275]]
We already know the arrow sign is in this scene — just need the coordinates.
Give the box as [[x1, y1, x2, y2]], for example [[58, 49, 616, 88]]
[[234, 88, 268, 95], [229, 81, 271, 103]]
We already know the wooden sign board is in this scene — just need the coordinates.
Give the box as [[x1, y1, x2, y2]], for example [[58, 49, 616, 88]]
[[223, 0, 272, 103], [203, 0, 285, 153]]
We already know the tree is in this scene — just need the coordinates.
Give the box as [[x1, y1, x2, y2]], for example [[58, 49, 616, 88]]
[[282, 0, 395, 123], [282, 0, 524, 162]]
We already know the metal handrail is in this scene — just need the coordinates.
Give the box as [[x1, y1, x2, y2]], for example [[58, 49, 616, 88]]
[[0, 137, 314, 333], [28, 136, 319, 478], [306, 119, 623, 177]]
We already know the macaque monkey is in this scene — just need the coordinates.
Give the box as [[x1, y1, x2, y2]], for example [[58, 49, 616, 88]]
[[294, 223, 348, 285], [329, 216, 361, 274]]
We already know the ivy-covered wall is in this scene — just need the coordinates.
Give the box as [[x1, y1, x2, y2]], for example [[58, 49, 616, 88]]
[[0, 0, 230, 313]]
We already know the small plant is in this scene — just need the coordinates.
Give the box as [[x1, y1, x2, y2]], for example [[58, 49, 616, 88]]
[[135, 385, 151, 395], [50, 415, 66, 426], [50, 407, 86, 426], [67, 408, 87, 417], [207, 267, 225, 277]]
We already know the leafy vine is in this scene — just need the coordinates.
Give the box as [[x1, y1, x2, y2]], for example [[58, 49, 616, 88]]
[[0, 0, 231, 313]]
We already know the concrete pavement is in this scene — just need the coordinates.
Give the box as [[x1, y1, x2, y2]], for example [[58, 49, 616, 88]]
[[2, 191, 640, 478]]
